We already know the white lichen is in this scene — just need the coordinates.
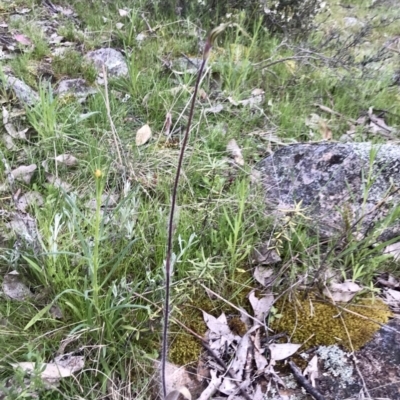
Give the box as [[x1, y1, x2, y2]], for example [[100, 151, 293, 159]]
[[317, 345, 355, 388]]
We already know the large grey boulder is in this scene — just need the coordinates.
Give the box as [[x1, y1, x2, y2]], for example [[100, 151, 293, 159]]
[[258, 143, 400, 242]]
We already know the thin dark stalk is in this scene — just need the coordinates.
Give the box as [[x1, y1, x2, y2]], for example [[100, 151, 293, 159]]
[[161, 25, 228, 398], [161, 39, 211, 400]]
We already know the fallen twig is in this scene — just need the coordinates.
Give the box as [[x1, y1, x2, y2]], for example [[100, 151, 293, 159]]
[[289, 360, 326, 400], [313, 103, 357, 124]]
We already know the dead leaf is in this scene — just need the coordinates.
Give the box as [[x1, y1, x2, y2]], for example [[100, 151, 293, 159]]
[[161, 362, 202, 399], [387, 289, 400, 302], [306, 113, 332, 139], [118, 8, 129, 17], [198, 88, 208, 100], [319, 119, 332, 140], [54, 154, 78, 167], [53, 5, 74, 16], [203, 311, 233, 337], [205, 104, 224, 114], [136, 33, 147, 42], [2, 271, 33, 301], [253, 266, 275, 287], [218, 377, 238, 396], [11, 164, 37, 184], [53, 353, 84, 373], [303, 355, 318, 387], [11, 354, 84, 387], [46, 173, 72, 192], [6, 212, 41, 245], [368, 107, 396, 137], [384, 241, 400, 261], [268, 343, 301, 362], [136, 124, 152, 146], [253, 384, 265, 400], [166, 387, 191, 400], [15, 191, 44, 212], [203, 311, 239, 356], [197, 369, 222, 400], [248, 290, 274, 323], [252, 242, 281, 265], [238, 88, 265, 108], [13, 34, 32, 46], [227, 139, 244, 166], [230, 332, 251, 379], [163, 112, 172, 136], [253, 329, 268, 372], [16, 8, 31, 14], [2, 107, 28, 140], [323, 280, 362, 303], [377, 273, 399, 289]]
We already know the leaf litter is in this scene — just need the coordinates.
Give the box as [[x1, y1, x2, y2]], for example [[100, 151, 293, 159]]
[[136, 123, 152, 146], [226, 139, 244, 166], [2, 270, 33, 301], [11, 352, 84, 388], [195, 288, 307, 399]]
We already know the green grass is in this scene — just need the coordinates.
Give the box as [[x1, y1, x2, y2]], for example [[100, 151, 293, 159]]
[[1, 0, 400, 398]]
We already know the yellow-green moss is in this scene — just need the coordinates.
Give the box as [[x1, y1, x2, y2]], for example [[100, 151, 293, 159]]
[[168, 300, 212, 366], [169, 270, 253, 365], [272, 296, 392, 350]]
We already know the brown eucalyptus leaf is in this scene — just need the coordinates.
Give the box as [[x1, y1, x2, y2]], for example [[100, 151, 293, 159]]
[[268, 343, 301, 362], [136, 124, 152, 146], [323, 280, 362, 303], [248, 290, 274, 323], [11, 164, 37, 184], [227, 139, 244, 166], [54, 154, 78, 167]]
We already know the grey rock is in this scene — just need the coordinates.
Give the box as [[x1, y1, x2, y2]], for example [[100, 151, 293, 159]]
[[55, 78, 97, 103], [343, 17, 363, 27], [4, 75, 39, 106], [258, 143, 400, 241], [173, 57, 202, 74], [85, 48, 128, 79], [318, 318, 400, 399]]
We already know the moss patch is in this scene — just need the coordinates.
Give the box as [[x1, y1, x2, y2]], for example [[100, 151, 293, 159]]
[[169, 270, 253, 365], [271, 295, 392, 350]]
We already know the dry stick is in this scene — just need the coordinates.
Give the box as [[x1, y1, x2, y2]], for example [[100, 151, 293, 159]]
[[161, 26, 223, 398], [161, 50, 206, 400], [288, 360, 326, 400]]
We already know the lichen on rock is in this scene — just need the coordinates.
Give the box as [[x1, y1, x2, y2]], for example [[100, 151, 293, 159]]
[[258, 143, 400, 242]]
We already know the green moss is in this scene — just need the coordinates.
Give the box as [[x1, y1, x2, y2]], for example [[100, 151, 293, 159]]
[[271, 295, 392, 350], [168, 302, 211, 366], [169, 270, 253, 365], [169, 331, 203, 367]]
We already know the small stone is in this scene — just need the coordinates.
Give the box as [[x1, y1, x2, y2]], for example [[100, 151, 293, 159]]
[[85, 48, 128, 80], [55, 79, 97, 103]]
